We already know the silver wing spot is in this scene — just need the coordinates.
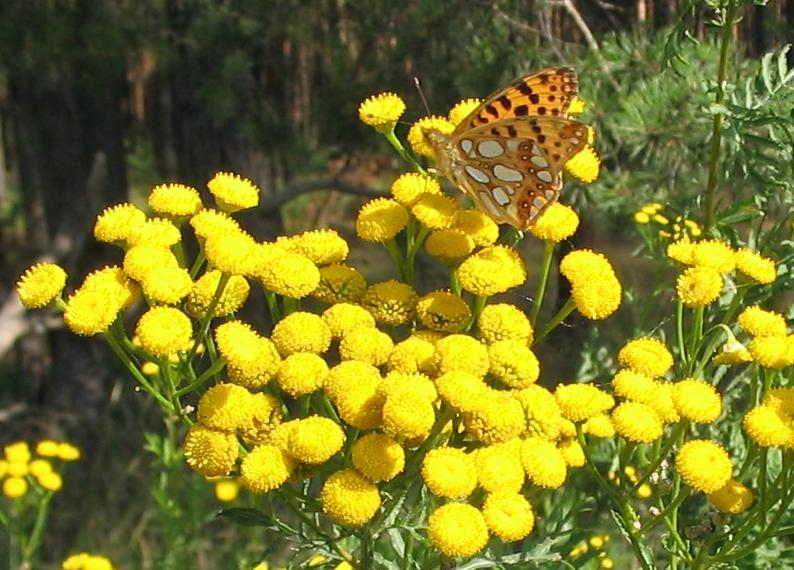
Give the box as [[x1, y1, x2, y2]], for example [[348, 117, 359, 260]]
[[493, 164, 523, 183], [477, 140, 505, 158], [491, 187, 511, 206], [531, 144, 544, 156], [465, 165, 491, 183], [569, 137, 580, 145], [536, 170, 553, 183], [479, 191, 502, 217], [530, 155, 549, 168], [460, 139, 474, 155]]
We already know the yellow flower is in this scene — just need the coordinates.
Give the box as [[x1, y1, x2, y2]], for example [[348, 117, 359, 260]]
[[617, 337, 673, 378], [56, 442, 81, 461], [126, 217, 181, 248], [520, 436, 567, 489], [204, 230, 258, 276], [326, 361, 384, 429], [611, 370, 658, 403], [477, 303, 533, 345], [449, 211, 497, 249], [239, 393, 284, 444], [189, 209, 241, 241], [583, 414, 615, 438], [214, 479, 240, 502], [123, 245, 179, 281], [286, 416, 345, 464], [427, 503, 488, 558], [559, 250, 622, 319], [712, 337, 753, 365], [207, 171, 259, 212], [707, 479, 753, 514], [382, 390, 435, 440], [667, 239, 695, 264], [339, 327, 394, 365], [360, 280, 418, 326], [647, 382, 680, 424], [17, 263, 68, 309], [675, 440, 732, 493], [415, 290, 471, 332], [215, 320, 281, 389], [148, 183, 203, 217], [183, 424, 238, 477], [358, 92, 406, 132], [408, 115, 455, 159], [321, 303, 375, 338], [62, 553, 116, 570], [425, 229, 475, 262], [473, 445, 525, 493], [457, 245, 527, 297], [422, 447, 477, 499], [276, 229, 349, 266], [568, 96, 587, 115], [63, 287, 118, 336], [691, 240, 736, 273], [488, 340, 539, 389], [186, 271, 250, 318], [240, 444, 297, 493], [277, 353, 328, 397], [271, 311, 332, 356], [447, 98, 481, 126], [390, 172, 441, 207], [36, 440, 59, 457], [483, 492, 535, 542], [351, 433, 405, 482], [555, 383, 615, 422], [387, 335, 437, 374], [140, 266, 193, 304], [634, 211, 651, 224], [2, 477, 28, 499], [564, 146, 600, 183], [611, 402, 663, 443], [355, 198, 409, 243], [411, 193, 459, 230], [436, 371, 490, 413], [314, 264, 368, 303], [737, 305, 787, 337], [93, 203, 146, 243], [37, 471, 63, 492], [197, 383, 256, 432], [742, 405, 792, 447], [135, 306, 193, 357], [671, 378, 722, 423], [748, 335, 794, 369], [676, 266, 723, 307], [558, 438, 586, 467], [321, 468, 381, 526], [5, 441, 31, 463], [254, 243, 320, 299], [735, 248, 776, 284], [434, 334, 489, 377], [515, 385, 563, 441], [464, 392, 525, 444], [527, 202, 580, 242]]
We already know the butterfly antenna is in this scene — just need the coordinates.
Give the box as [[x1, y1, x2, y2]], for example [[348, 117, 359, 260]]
[[414, 77, 432, 115]]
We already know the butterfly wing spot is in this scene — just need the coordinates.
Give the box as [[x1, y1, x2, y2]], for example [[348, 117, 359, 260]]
[[497, 95, 512, 110], [536, 170, 553, 183], [530, 155, 549, 168], [477, 140, 505, 158], [491, 187, 511, 206], [465, 165, 491, 183], [493, 164, 524, 183], [478, 191, 503, 218], [514, 105, 529, 117], [569, 137, 580, 145], [460, 139, 474, 154]]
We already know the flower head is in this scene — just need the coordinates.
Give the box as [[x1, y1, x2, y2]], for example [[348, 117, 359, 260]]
[[390, 172, 441, 207], [488, 340, 540, 388], [559, 250, 622, 319], [183, 424, 238, 477], [189, 209, 241, 241], [382, 390, 435, 440], [617, 338, 673, 378], [748, 336, 794, 369], [314, 264, 368, 303], [520, 436, 567, 489], [612, 402, 663, 443], [140, 266, 193, 304], [611, 370, 658, 403], [477, 303, 533, 345], [339, 326, 394, 365], [286, 416, 345, 464], [528, 202, 580, 242], [126, 218, 181, 248], [321, 468, 381, 526], [737, 306, 787, 337], [93, 203, 146, 243], [322, 302, 375, 338], [276, 229, 349, 265], [254, 244, 320, 299], [515, 385, 563, 441], [240, 444, 297, 493], [448, 98, 482, 126], [135, 306, 193, 357], [735, 248, 776, 284], [458, 245, 527, 297], [473, 444, 525, 493], [204, 230, 258, 276], [422, 447, 477, 498], [707, 480, 753, 514], [358, 92, 406, 132], [17, 263, 68, 309], [411, 193, 459, 230], [408, 115, 455, 159], [355, 198, 409, 243], [676, 266, 723, 308], [428, 503, 488, 558], [277, 352, 328, 397], [691, 240, 735, 273], [434, 334, 490, 377], [436, 370, 490, 412], [387, 335, 437, 375], [360, 280, 418, 326], [564, 146, 600, 183], [148, 183, 203, 217], [351, 433, 405, 482], [186, 271, 250, 318], [675, 440, 732, 493], [197, 383, 255, 432], [671, 378, 722, 423], [207, 171, 259, 212], [452, 209, 499, 246], [271, 311, 332, 356], [483, 492, 535, 542], [415, 290, 471, 332], [425, 229, 475, 262], [555, 383, 615, 422], [463, 392, 525, 444]]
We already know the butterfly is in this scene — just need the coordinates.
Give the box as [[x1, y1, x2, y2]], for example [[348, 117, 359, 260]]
[[425, 67, 588, 229]]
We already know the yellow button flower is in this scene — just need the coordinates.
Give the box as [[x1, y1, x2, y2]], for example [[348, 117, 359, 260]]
[[286, 416, 345, 464], [676, 266, 723, 308], [411, 193, 459, 230], [214, 478, 240, 503], [351, 433, 405, 482], [451, 209, 499, 247], [415, 290, 471, 332], [483, 492, 535, 542], [737, 305, 787, 337], [197, 383, 256, 432], [742, 405, 791, 447], [183, 424, 238, 477], [564, 146, 600, 183], [140, 266, 193, 305], [583, 414, 615, 438], [435, 371, 490, 413], [611, 370, 658, 404], [473, 445, 525, 494], [671, 378, 722, 423], [425, 228, 475, 262], [559, 250, 622, 319], [358, 92, 406, 133], [135, 306, 193, 357], [463, 392, 525, 444], [387, 335, 437, 375], [447, 98, 481, 126], [322, 302, 376, 338], [314, 264, 368, 304], [148, 183, 203, 218], [17, 263, 68, 309], [617, 337, 674, 378], [189, 209, 241, 241], [515, 385, 563, 441], [390, 172, 441, 207], [240, 444, 297, 493], [186, 271, 250, 318], [408, 115, 455, 159], [707, 479, 753, 514], [691, 240, 735, 273], [207, 171, 260, 212], [520, 436, 567, 489], [675, 440, 732, 493], [321, 468, 381, 526], [527, 202, 580, 242], [277, 353, 328, 397], [271, 311, 332, 356], [276, 229, 349, 266], [126, 217, 181, 248], [254, 244, 320, 299], [204, 230, 258, 276], [735, 248, 776, 284], [93, 203, 146, 243], [360, 280, 418, 326], [339, 327, 394, 366], [3, 477, 28, 499], [355, 198, 409, 243], [477, 303, 533, 345], [434, 334, 490, 378], [611, 402, 663, 443], [382, 390, 435, 440], [488, 340, 540, 389], [427, 503, 488, 558], [422, 447, 477, 499], [215, 320, 281, 389], [748, 335, 794, 369], [457, 245, 527, 297], [555, 383, 615, 422]]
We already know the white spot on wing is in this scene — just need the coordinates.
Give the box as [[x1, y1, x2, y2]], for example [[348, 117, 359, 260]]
[[479, 191, 502, 217], [569, 137, 580, 145], [477, 140, 504, 158], [491, 187, 510, 206], [530, 155, 549, 168], [506, 139, 521, 153], [493, 164, 523, 183], [545, 190, 556, 199], [465, 165, 490, 183], [536, 170, 553, 183], [533, 197, 546, 210], [460, 139, 473, 154], [531, 144, 543, 156]]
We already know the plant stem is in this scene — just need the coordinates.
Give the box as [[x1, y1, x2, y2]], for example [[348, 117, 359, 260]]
[[531, 241, 556, 327], [536, 298, 576, 342]]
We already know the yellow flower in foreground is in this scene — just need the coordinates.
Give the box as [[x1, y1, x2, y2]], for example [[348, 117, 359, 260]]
[[520, 437, 567, 489], [428, 503, 488, 558], [126, 217, 181, 248], [358, 92, 406, 132], [62, 553, 116, 570], [387, 335, 436, 375], [189, 209, 241, 241], [559, 250, 621, 319], [435, 334, 489, 377], [135, 306, 193, 357], [488, 340, 540, 388], [515, 385, 563, 441], [415, 290, 471, 332], [528, 202, 580, 242], [707, 480, 753, 514], [140, 266, 193, 305], [390, 172, 441, 207], [254, 244, 320, 299], [617, 337, 673, 378], [203, 230, 258, 276], [564, 146, 600, 183], [583, 414, 615, 438], [477, 303, 533, 345], [277, 229, 349, 265], [612, 402, 663, 443], [321, 468, 381, 526], [555, 383, 615, 422], [464, 392, 525, 444], [448, 98, 481, 126], [748, 336, 794, 369], [287, 416, 345, 464], [411, 193, 459, 230], [425, 229, 475, 262], [458, 245, 527, 297], [197, 383, 255, 432], [5, 441, 30, 463], [56, 442, 81, 461], [737, 305, 787, 337], [675, 440, 732, 493], [382, 390, 435, 440], [186, 271, 249, 318], [611, 370, 658, 403], [743, 405, 792, 447], [408, 115, 455, 159], [93, 203, 146, 243], [17, 263, 68, 309], [315, 264, 368, 304], [183, 425, 238, 477], [676, 266, 723, 308], [207, 171, 259, 212], [339, 327, 394, 365], [473, 445, 525, 494], [3, 477, 28, 499], [351, 433, 405, 482], [36, 440, 59, 457], [735, 248, 776, 284], [215, 320, 281, 389], [483, 492, 535, 542], [422, 447, 477, 499], [452, 209, 499, 247], [240, 444, 296, 493], [360, 280, 418, 326], [671, 378, 722, 423], [667, 239, 695, 265], [322, 302, 375, 338], [277, 352, 328, 397], [271, 311, 332, 356], [355, 198, 408, 243], [148, 183, 202, 217], [691, 240, 735, 273]]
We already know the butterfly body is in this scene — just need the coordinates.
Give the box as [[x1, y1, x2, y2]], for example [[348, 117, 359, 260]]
[[425, 67, 589, 229]]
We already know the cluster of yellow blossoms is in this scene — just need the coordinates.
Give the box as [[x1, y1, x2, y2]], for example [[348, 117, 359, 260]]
[[0, 440, 79, 499], [61, 552, 116, 570], [634, 202, 702, 240]]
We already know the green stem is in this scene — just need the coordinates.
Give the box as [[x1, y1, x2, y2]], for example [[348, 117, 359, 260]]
[[704, 0, 738, 231], [383, 130, 427, 174], [186, 272, 230, 363], [640, 487, 690, 534], [104, 331, 175, 412], [22, 491, 54, 564], [536, 298, 576, 342], [630, 422, 687, 494], [686, 306, 705, 375], [175, 357, 226, 397], [676, 301, 687, 366], [530, 241, 556, 327]]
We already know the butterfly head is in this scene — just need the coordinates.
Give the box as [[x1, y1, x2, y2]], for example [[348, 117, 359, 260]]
[[422, 127, 457, 180]]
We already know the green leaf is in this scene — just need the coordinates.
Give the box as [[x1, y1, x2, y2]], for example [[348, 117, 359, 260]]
[[217, 507, 274, 527]]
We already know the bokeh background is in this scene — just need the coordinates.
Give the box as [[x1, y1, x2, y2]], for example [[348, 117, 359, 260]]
[[1, 1, 793, 567]]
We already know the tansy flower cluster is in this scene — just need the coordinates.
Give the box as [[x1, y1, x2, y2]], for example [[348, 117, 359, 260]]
[[634, 203, 702, 240], [61, 553, 116, 570], [0, 440, 80, 499]]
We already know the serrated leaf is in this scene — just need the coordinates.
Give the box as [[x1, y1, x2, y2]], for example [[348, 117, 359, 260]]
[[217, 507, 274, 527], [762, 51, 775, 93], [777, 45, 791, 86]]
